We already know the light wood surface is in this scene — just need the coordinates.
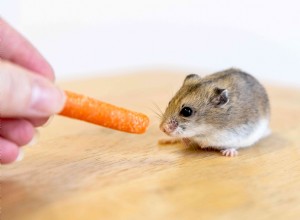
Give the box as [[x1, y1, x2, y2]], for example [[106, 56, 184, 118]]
[[1, 71, 300, 220]]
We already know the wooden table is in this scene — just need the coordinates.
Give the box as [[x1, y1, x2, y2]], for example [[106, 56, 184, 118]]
[[1, 71, 300, 220]]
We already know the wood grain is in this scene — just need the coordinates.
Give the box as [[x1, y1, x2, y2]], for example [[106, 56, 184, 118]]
[[1, 70, 300, 220]]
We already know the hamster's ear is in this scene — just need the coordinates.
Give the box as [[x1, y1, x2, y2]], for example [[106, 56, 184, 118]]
[[211, 88, 229, 106], [183, 74, 201, 85]]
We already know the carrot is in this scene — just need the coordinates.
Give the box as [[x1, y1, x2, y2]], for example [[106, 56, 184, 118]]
[[59, 90, 150, 134]]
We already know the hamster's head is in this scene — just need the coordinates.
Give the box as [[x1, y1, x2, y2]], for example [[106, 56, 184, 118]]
[[160, 74, 229, 138]]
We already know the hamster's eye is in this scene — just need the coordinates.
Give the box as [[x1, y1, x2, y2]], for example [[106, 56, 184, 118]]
[[180, 107, 193, 117]]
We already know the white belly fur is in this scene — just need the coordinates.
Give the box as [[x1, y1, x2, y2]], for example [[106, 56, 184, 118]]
[[192, 118, 270, 149]]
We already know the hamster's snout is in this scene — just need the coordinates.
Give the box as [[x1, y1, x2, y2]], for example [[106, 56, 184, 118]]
[[160, 119, 178, 135]]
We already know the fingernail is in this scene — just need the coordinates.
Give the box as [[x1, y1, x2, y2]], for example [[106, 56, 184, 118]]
[[27, 129, 39, 146], [31, 80, 66, 116], [15, 148, 24, 162]]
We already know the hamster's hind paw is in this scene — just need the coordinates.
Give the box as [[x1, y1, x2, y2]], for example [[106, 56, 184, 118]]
[[221, 148, 238, 157]]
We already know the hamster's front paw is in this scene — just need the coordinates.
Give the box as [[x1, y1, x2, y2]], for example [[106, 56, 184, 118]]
[[181, 138, 191, 147], [158, 138, 193, 148], [158, 138, 182, 145]]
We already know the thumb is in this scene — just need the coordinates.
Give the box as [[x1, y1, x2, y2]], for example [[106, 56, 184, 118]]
[[0, 61, 66, 118]]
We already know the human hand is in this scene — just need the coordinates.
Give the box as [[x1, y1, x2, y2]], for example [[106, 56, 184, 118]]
[[0, 18, 66, 164]]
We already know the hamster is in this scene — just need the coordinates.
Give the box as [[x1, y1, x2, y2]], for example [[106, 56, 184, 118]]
[[159, 68, 271, 157]]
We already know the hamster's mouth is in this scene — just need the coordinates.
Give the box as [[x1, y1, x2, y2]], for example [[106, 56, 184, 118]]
[[161, 127, 197, 139], [160, 122, 195, 138], [166, 129, 193, 138]]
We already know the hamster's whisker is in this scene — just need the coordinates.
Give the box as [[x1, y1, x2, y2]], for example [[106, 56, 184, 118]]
[[150, 102, 165, 120], [154, 114, 162, 120], [152, 102, 164, 115], [148, 105, 163, 120], [153, 110, 162, 119]]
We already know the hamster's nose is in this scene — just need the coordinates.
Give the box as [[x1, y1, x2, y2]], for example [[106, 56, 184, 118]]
[[161, 125, 169, 134], [160, 121, 178, 135]]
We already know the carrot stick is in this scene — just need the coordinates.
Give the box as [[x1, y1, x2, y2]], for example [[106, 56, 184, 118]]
[[59, 90, 150, 134]]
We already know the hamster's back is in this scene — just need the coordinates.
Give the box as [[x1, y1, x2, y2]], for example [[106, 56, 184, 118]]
[[203, 68, 270, 123]]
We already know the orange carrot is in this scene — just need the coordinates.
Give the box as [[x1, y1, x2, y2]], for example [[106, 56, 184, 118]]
[[59, 90, 149, 134]]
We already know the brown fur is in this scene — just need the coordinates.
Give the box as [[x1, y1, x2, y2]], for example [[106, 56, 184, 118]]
[[161, 68, 270, 133]]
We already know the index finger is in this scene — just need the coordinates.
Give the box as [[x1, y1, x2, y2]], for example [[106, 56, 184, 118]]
[[0, 18, 55, 81]]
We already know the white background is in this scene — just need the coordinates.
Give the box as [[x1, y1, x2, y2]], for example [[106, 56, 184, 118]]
[[2, 0, 300, 87]]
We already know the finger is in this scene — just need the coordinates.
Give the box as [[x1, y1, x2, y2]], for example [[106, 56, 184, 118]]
[[28, 117, 51, 127], [0, 118, 35, 146], [0, 137, 20, 164], [0, 18, 54, 81], [0, 60, 66, 118]]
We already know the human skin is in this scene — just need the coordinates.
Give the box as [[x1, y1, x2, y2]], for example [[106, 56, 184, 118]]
[[0, 18, 66, 164]]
